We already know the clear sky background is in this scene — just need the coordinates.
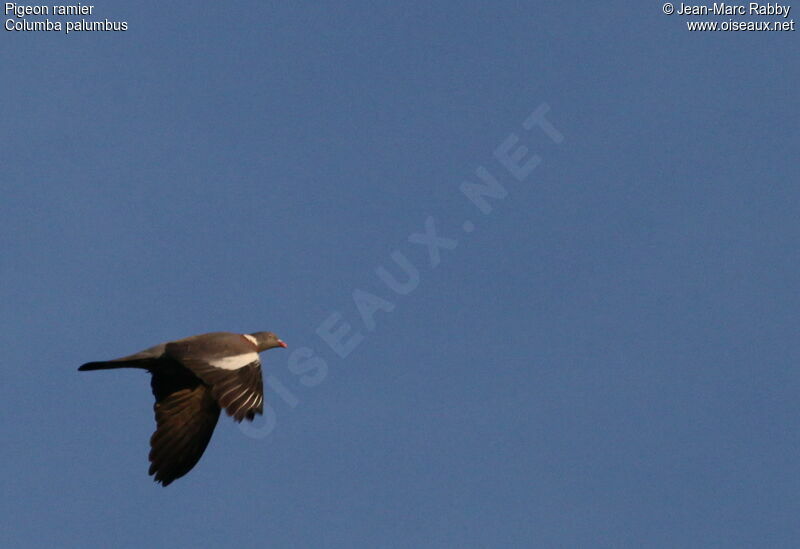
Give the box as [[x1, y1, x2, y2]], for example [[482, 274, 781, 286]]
[[2, 2, 799, 547]]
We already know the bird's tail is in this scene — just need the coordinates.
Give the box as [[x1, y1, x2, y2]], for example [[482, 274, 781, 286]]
[[78, 359, 152, 371]]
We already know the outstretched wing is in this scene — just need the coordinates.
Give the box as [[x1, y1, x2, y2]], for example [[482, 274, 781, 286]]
[[179, 358, 263, 421], [148, 368, 221, 486], [165, 336, 264, 422]]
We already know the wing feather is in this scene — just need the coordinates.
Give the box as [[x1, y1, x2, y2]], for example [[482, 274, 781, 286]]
[[148, 368, 221, 486]]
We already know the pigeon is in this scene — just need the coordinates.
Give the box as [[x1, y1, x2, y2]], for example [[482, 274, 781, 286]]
[[79, 331, 287, 486]]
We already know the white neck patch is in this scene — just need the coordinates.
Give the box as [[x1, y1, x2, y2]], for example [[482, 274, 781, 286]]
[[243, 334, 258, 346], [209, 352, 258, 370]]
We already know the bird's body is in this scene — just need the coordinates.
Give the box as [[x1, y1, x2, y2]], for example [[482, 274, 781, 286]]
[[79, 331, 287, 486]]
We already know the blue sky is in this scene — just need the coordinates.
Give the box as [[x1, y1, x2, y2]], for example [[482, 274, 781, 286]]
[[2, 2, 799, 547]]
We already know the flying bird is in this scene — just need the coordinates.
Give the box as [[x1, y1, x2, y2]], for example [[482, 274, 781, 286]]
[[79, 331, 287, 486]]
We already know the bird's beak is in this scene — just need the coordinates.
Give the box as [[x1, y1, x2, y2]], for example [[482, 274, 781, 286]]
[[278, 340, 288, 348]]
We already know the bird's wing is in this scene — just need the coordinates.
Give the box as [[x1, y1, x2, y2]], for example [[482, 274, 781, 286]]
[[148, 370, 221, 486], [165, 340, 264, 422], [181, 359, 264, 422]]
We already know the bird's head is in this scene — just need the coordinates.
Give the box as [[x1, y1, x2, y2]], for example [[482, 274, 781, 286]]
[[249, 331, 288, 352]]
